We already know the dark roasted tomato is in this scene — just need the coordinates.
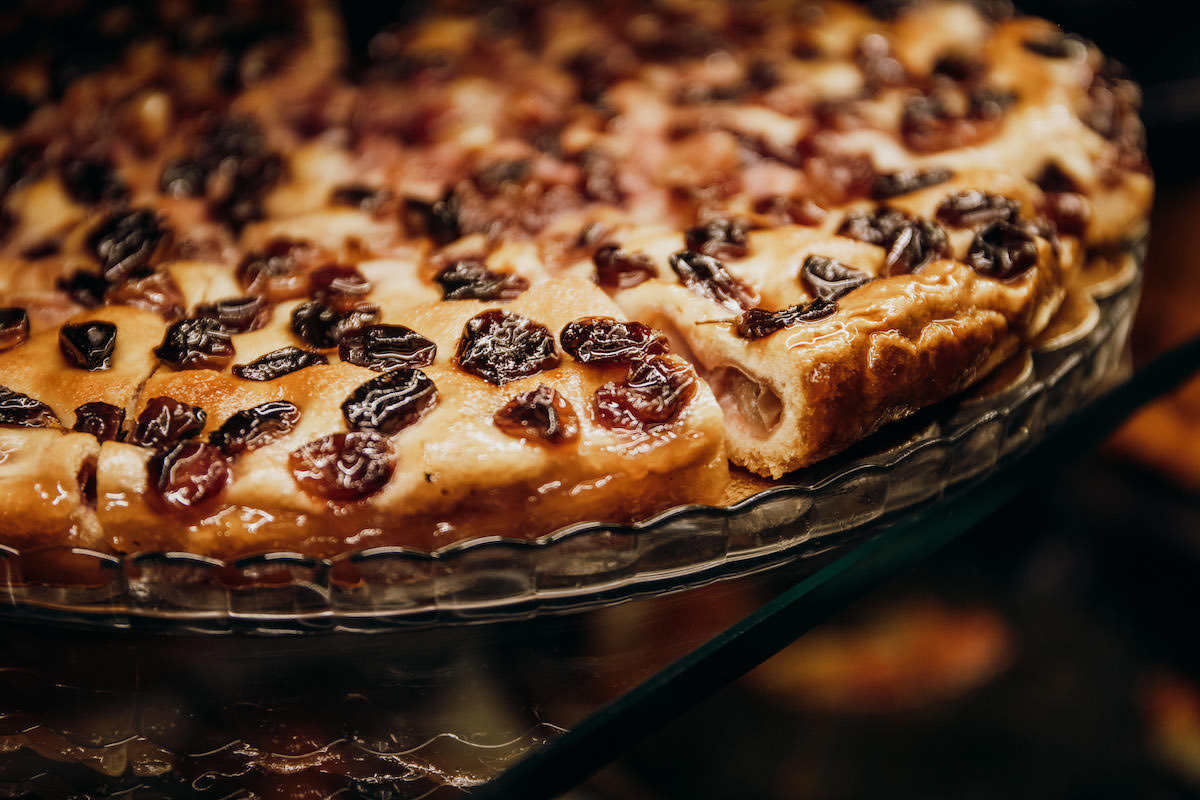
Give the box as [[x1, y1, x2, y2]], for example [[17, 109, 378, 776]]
[[494, 384, 580, 445], [209, 401, 301, 456], [130, 396, 207, 448], [148, 441, 230, 511], [195, 296, 272, 333], [338, 325, 437, 371], [434, 260, 529, 301], [668, 250, 756, 312], [559, 317, 669, 365], [290, 431, 395, 502], [290, 300, 380, 350], [0, 385, 58, 428], [0, 307, 29, 350], [592, 356, 696, 431], [966, 221, 1039, 281], [736, 298, 838, 339], [341, 369, 438, 435], [455, 309, 560, 386], [232, 347, 329, 381], [593, 245, 657, 289], [58, 321, 117, 371], [72, 402, 125, 441], [801, 256, 873, 301], [154, 317, 236, 370]]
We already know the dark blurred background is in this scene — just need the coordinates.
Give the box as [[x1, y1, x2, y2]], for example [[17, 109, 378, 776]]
[[1023, 0, 1200, 182]]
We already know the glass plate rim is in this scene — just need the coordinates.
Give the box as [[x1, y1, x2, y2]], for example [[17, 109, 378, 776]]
[[0, 249, 1143, 631]]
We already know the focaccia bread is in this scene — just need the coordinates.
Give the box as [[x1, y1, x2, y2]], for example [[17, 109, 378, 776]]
[[1, 271, 727, 557], [95, 278, 727, 556], [0, 0, 1150, 557], [577, 168, 1070, 475]]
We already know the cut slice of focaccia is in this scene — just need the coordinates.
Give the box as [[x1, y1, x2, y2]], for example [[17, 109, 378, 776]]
[[570, 170, 1069, 476]]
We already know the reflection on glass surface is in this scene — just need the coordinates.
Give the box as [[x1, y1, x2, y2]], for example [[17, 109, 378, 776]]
[[0, 561, 821, 796]]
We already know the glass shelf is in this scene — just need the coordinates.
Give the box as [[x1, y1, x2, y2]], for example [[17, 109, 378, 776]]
[[2, 253, 1198, 798]]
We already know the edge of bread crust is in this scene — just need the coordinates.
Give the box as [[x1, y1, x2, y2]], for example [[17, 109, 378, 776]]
[[620, 236, 1067, 478]]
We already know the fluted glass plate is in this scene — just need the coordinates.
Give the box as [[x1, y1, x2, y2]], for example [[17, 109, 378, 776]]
[[0, 252, 1142, 632]]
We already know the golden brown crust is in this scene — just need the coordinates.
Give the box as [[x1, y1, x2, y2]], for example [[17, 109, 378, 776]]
[[0, 429, 100, 550]]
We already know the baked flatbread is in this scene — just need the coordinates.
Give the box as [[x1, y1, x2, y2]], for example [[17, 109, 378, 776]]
[[0, 0, 1150, 554]]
